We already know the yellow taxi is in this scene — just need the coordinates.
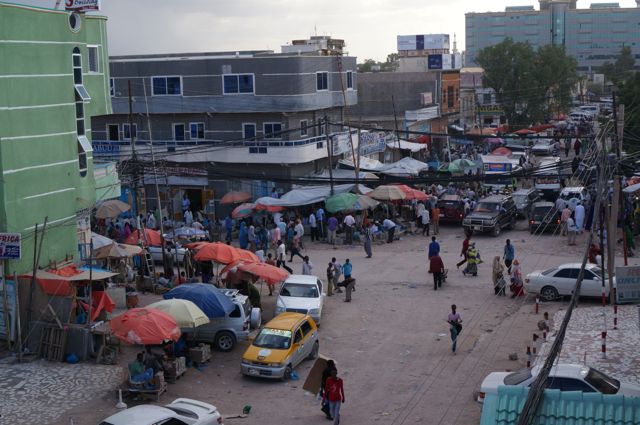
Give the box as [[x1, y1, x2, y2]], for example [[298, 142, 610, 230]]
[[241, 312, 319, 380]]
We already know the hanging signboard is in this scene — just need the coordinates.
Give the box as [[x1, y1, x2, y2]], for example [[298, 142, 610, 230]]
[[0, 233, 21, 260], [65, 0, 101, 12], [615, 266, 640, 303]]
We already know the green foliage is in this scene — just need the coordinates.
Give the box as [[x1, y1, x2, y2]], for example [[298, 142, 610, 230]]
[[619, 72, 640, 153], [599, 46, 635, 86], [357, 54, 398, 72], [476, 38, 578, 126]]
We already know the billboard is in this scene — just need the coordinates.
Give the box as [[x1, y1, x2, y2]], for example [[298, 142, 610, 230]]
[[442, 54, 452, 70], [483, 163, 512, 172], [615, 266, 640, 303], [428, 54, 443, 70], [65, 0, 101, 11], [0, 233, 21, 260], [397, 34, 449, 51]]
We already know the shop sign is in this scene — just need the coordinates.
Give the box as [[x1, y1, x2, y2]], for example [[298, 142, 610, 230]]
[[615, 266, 640, 303], [0, 233, 21, 260], [93, 142, 121, 156], [483, 163, 512, 172], [65, 0, 101, 12]]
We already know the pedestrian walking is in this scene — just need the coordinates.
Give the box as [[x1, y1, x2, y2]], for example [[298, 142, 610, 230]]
[[326, 262, 334, 296], [363, 222, 373, 258], [573, 138, 581, 157], [309, 212, 318, 242], [324, 368, 345, 425], [383, 218, 396, 243], [302, 256, 313, 275], [343, 258, 352, 280], [447, 304, 462, 354], [295, 219, 305, 249], [575, 202, 585, 233], [332, 258, 343, 293], [456, 234, 471, 268], [327, 215, 338, 245], [428, 236, 440, 259], [289, 232, 305, 262], [462, 243, 480, 276], [432, 205, 441, 235], [320, 360, 336, 419], [503, 239, 515, 273], [567, 214, 578, 245], [224, 216, 233, 243], [429, 253, 445, 290], [343, 214, 355, 245], [561, 206, 571, 236], [564, 136, 571, 157], [316, 206, 325, 240], [420, 207, 430, 236], [276, 240, 292, 273], [238, 222, 248, 250]]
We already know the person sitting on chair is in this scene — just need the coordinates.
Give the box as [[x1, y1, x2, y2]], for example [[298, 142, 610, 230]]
[[128, 352, 154, 385]]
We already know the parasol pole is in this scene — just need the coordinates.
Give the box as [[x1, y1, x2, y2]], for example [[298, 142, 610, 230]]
[[88, 241, 93, 327]]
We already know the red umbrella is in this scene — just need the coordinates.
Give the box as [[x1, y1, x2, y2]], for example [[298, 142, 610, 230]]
[[231, 203, 255, 219], [182, 241, 208, 250], [236, 261, 289, 285], [124, 228, 162, 246], [220, 191, 251, 205], [110, 307, 181, 345], [254, 203, 285, 212], [514, 129, 537, 135], [236, 249, 259, 262], [394, 185, 429, 201], [194, 242, 241, 264], [492, 147, 512, 156], [531, 124, 554, 133]]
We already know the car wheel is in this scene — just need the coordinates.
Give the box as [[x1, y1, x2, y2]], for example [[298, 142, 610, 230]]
[[214, 331, 236, 352], [307, 341, 319, 360], [282, 364, 293, 381], [540, 286, 559, 301], [492, 226, 501, 237]]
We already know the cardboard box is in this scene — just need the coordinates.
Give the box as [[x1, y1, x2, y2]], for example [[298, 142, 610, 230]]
[[302, 355, 334, 395]]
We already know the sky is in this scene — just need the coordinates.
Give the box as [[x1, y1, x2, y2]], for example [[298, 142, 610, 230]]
[[18, 0, 640, 61]]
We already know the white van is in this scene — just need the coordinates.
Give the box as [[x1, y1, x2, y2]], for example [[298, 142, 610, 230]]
[[559, 186, 589, 210]]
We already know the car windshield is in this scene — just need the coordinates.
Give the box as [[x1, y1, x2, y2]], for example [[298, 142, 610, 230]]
[[584, 367, 620, 394], [253, 328, 292, 349], [439, 201, 461, 208], [541, 267, 557, 276], [475, 202, 500, 213], [504, 368, 533, 385], [532, 208, 553, 220], [513, 195, 528, 204], [280, 283, 318, 298], [561, 192, 580, 200], [590, 267, 609, 279]]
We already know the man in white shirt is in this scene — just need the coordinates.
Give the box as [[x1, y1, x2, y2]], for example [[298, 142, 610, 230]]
[[420, 208, 430, 236], [302, 256, 313, 275], [383, 218, 396, 244], [343, 214, 355, 245], [276, 240, 292, 273], [309, 212, 317, 242], [294, 219, 305, 249]]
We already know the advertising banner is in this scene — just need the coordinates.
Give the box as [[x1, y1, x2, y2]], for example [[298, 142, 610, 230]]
[[428, 54, 443, 70], [65, 0, 101, 12], [615, 266, 640, 303], [0, 233, 21, 260]]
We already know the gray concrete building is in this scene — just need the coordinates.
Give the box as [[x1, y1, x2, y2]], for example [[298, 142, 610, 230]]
[[466, 0, 640, 72]]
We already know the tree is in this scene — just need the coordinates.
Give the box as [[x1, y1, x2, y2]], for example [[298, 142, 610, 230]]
[[619, 72, 640, 153], [357, 59, 378, 73], [357, 54, 399, 73], [476, 38, 578, 126], [599, 46, 635, 86]]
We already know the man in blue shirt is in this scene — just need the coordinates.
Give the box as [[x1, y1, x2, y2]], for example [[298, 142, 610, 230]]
[[428, 236, 440, 259], [342, 259, 355, 302], [503, 239, 515, 274]]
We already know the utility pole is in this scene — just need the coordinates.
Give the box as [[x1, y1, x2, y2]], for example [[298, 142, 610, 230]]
[[608, 94, 622, 301], [324, 117, 334, 195], [391, 94, 401, 153], [128, 80, 140, 218]]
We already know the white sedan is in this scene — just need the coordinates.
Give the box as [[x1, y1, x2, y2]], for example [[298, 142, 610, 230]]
[[99, 398, 223, 425], [530, 139, 557, 156], [478, 363, 640, 403], [525, 263, 613, 301], [275, 274, 325, 325]]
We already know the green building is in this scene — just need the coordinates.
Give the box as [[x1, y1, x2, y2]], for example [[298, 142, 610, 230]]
[[0, 2, 111, 274]]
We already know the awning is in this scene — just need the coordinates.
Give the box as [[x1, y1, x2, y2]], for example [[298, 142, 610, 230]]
[[254, 184, 354, 208], [387, 139, 429, 152], [312, 169, 379, 181], [22, 266, 118, 297]]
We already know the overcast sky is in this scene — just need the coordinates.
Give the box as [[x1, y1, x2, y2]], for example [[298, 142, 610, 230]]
[[23, 0, 640, 61]]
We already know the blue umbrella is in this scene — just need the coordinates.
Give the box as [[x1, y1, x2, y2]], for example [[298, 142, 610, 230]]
[[163, 284, 235, 318]]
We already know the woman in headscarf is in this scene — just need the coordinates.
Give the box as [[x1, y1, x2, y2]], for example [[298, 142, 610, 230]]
[[510, 259, 525, 298], [492, 256, 506, 295], [238, 222, 248, 250], [248, 224, 256, 252], [462, 243, 480, 277]]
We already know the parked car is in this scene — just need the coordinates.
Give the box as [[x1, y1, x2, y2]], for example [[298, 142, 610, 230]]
[[99, 398, 224, 425], [559, 186, 590, 211], [477, 363, 640, 403], [275, 274, 325, 325], [462, 195, 517, 236], [512, 188, 541, 218], [524, 263, 614, 301], [531, 139, 557, 156], [528, 201, 561, 234], [437, 194, 466, 224], [187, 289, 261, 352], [241, 312, 319, 380]]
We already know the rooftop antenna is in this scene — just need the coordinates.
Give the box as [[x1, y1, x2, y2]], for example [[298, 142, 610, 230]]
[[314, 24, 317, 37]]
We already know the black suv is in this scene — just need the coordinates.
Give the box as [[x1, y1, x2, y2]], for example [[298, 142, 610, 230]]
[[462, 195, 517, 237]]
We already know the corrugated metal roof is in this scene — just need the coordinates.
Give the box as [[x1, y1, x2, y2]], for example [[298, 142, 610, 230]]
[[481, 386, 640, 425]]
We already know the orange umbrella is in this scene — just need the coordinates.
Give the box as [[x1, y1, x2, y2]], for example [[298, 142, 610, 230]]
[[220, 191, 251, 205], [183, 241, 209, 251], [223, 261, 289, 285], [194, 242, 241, 264], [254, 203, 285, 212], [236, 249, 259, 262], [395, 185, 429, 201], [492, 147, 512, 156], [124, 228, 162, 246], [110, 307, 181, 345]]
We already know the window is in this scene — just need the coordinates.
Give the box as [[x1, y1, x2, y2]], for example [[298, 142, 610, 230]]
[[75, 92, 85, 136], [107, 124, 119, 141], [223, 74, 254, 94], [316, 72, 328, 91], [583, 270, 597, 280], [123, 123, 137, 140], [77, 135, 92, 178], [300, 320, 313, 336], [157, 418, 189, 425], [293, 329, 303, 344], [173, 123, 185, 141], [300, 120, 308, 137], [483, 93, 492, 104], [242, 123, 256, 140], [152, 76, 182, 95], [189, 122, 204, 139], [68, 12, 81, 32], [346, 71, 353, 89], [229, 305, 241, 318], [72, 49, 82, 84], [554, 268, 580, 279], [87, 45, 99, 73], [545, 377, 596, 393], [447, 86, 454, 108], [318, 119, 326, 136], [264, 122, 282, 139], [109, 78, 115, 97]]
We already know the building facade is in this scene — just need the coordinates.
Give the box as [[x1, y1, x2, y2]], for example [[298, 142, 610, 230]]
[[0, 2, 110, 274], [91, 51, 358, 213], [466, 0, 640, 72]]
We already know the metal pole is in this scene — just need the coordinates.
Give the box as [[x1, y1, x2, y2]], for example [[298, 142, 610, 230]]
[[324, 117, 334, 196], [391, 94, 401, 153], [128, 80, 140, 218], [87, 241, 93, 327], [2, 261, 10, 350], [14, 272, 22, 362], [27, 217, 47, 334]]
